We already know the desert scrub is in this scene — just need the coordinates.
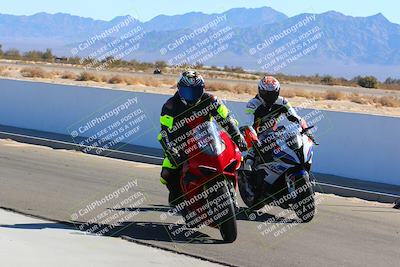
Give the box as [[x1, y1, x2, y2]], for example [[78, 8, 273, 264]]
[[20, 67, 52, 78]]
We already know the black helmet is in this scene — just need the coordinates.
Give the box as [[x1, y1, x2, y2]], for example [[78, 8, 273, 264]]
[[177, 71, 205, 105], [258, 76, 280, 105]]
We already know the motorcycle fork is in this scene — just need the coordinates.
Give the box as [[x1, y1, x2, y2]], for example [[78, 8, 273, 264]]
[[227, 178, 239, 211], [254, 169, 267, 202], [285, 171, 304, 199]]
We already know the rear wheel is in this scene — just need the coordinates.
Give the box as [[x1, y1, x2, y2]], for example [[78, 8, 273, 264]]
[[292, 173, 315, 223]]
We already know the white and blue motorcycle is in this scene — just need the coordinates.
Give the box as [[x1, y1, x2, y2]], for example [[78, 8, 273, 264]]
[[239, 125, 317, 222]]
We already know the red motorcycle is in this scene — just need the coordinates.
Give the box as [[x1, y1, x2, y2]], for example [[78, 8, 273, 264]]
[[176, 121, 242, 243]]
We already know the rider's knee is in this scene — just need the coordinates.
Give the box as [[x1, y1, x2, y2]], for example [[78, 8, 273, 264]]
[[161, 168, 171, 180], [161, 167, 180, 186]]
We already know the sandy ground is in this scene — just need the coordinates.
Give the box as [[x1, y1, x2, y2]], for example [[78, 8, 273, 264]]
[[0, 207, 220, 267], [1, 60, 400, 117]]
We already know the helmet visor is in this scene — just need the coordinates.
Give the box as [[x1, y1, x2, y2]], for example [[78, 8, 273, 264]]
[[259, 90, 279, 105], [178, 86, 204, 104]]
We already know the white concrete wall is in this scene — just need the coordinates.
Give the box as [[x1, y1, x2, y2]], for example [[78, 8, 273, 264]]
[[1, 78, 399, 185]]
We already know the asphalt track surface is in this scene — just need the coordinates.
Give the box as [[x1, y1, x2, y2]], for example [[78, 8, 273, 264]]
[[0, 139, 399, 267]]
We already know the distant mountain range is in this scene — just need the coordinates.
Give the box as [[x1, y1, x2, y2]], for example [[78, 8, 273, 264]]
[[1, 7, 399, 79]]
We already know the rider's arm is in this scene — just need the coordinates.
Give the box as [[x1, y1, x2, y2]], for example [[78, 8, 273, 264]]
[[244, 97, 263, 130], [209, 94, 242, 140], [158, 100, 180, 165], [282, 97, 308, 129], [244, 104, 256, 128]]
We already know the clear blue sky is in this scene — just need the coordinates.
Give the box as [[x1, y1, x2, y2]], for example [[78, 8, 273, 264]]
[[1, 0, 399, 24]]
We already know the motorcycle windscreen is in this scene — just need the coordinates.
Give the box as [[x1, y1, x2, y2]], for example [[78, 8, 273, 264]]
[[193, 121, 226, 156]]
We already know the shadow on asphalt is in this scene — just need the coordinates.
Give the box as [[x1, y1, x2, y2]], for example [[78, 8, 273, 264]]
[[70, 220, 224, 244], [1, 205, 299, 245], [236, 207, 300, 223], [110, 205, 300, 224], [1, 220, 221, 244]]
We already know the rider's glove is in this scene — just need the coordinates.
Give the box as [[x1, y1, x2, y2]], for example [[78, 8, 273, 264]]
[[303, 129, 318, 145], [233, 134, 248, 152], [306, 131, 314, 140]]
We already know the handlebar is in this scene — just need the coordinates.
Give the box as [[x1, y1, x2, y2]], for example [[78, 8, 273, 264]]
[[300, 125, 314, 134], [301, 126, 319, 145]]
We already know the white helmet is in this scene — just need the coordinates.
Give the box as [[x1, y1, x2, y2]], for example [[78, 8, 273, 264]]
[[258, 76, 280, 105]]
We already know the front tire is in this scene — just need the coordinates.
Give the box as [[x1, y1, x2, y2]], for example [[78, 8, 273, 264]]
[[238, 172, 265, 211], [209, 179, 237, 243], [293, 173, 315, 223]]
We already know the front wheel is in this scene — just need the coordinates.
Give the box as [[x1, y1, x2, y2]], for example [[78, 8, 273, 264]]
[[292, 172, 315, 223], [219, 210, 237, 243], [209, 179, 237, 243], [238, 171, 265, 211]]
